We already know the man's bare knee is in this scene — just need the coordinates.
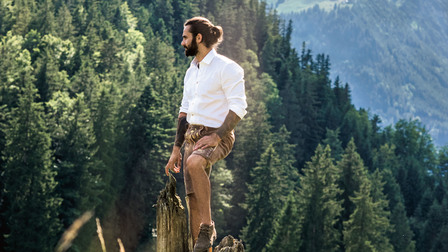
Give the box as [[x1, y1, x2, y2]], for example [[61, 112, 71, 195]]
[[186, 155, 207, 173]]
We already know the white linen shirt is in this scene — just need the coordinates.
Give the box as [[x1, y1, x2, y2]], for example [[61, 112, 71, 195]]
[[180, 49, 247, 128]]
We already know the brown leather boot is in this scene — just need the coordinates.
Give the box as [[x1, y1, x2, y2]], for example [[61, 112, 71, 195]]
[[193, 222, 217, 252]]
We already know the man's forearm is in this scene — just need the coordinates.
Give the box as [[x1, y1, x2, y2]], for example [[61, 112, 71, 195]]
[[216, 110, 241, 139], [174, 113, 189, 147]]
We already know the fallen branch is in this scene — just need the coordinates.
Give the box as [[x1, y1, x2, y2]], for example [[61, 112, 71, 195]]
[[55, 211, 94, 252]]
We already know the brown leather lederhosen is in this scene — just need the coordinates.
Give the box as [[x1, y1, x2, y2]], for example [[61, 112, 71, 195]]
[[183, 124, 235, 195]]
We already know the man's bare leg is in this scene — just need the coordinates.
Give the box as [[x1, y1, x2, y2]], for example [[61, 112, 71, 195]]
[[186, 155, 212, 243]]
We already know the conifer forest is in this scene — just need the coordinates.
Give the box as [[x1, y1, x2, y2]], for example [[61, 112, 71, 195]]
[[0, 0, 447, 251]]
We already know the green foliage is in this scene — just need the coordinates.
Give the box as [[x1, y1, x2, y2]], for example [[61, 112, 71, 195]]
[[210, 160, 234, 240], [392, 119, 437, 218], [265, 192, 301, 251], [322, 128, 344, 161], [0, 32, 30, 107], [242, 144, 284, 252], [374, 146, 416, 251], [343, 179, 393, 252], [419, 198, 448, 252], [2, 59, 61, 251], [341, 144, 395, 252], [90, 80, 123, 217], [48, 93, 102, 215], [266, 190, 301, 251], [337, 138, 369, 222], [298, 145, 342, 252], [0, 0, 444, 251]]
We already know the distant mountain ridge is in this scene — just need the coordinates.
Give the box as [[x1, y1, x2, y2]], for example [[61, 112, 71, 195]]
[[268, 0, 448, 145]]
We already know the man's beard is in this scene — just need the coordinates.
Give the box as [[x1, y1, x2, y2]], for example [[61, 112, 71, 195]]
[[184, 38, 198, 57]]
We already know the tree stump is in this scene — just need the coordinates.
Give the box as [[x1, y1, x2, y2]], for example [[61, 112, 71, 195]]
[[214, 235, 245, 252], [156, 174, 189, 252], [156, 175, 245, 252]]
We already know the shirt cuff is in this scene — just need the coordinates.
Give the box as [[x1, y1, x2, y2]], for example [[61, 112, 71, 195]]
[[229, 105, 247, 120], [179, 107, 188, 114]]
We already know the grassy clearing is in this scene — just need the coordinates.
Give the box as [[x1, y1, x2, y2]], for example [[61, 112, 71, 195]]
[[274, 0, 352, 13]]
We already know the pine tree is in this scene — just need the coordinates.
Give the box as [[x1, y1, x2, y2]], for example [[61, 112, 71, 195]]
[[332, 76, 352, 120], [70, 60, 100, 102], [298, 145, 342, 252], [2, 52, 61, 251], [47, 92, 103, 229], [337, 138, 369, 222], [11, 0, 36, 36], [97, 22, 124, 74], [437, 146, 448, 179], [242, 144, 283, 252], [210, 160, 233, 239], [0, 104, 9, 249], [0, 32, 30, 108], [271, 125, 298, 199], [265, 191, 301, 251], [55, 3, 76, 40], [34, 0, 56, 35], [115, 77, 173, 250], [419, 199, 448, 252], [392, 119, 436, 217], [0, 0, 13, 35], [431, 224, 448, 252], [340, 108, 373, 166], [373, 144, 416, 251], [368, 169, 394, 250], [34, 36, 72, 102], [390, 200, 416, 252], [322, 128, 344, 161], [343, 178, 393, 252], [90, 80, 123, 217], [430, 196, 448, 252], [435, 145, 448, 203], [335, 138, 371, 250]]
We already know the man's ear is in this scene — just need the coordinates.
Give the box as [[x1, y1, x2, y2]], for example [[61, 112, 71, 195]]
[[196, 33, 203, 44]]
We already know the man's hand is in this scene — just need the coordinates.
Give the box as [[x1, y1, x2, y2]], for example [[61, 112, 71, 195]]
[[165, 146, 182, 176], [194, 133, 221, 151]]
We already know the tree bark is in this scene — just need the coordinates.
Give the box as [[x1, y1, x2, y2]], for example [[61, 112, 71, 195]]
[[156, 174, 189, 252], [156, 175, 245, 252]]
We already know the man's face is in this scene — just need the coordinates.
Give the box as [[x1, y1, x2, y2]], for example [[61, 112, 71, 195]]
[[182, 26, 198, 57]]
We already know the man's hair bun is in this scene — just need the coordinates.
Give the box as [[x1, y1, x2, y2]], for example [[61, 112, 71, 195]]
[[185, 17, 224, 48]]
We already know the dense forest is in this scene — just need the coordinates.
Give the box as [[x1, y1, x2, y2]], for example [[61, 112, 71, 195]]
[[274, 0, 448, 146], [0, 0, 447, 251]]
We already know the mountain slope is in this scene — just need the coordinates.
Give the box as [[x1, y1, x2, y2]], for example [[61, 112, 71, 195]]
[[272, 0, 448, 145]]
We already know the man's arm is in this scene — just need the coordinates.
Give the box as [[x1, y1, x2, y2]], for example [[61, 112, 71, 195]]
[[174, 112, 189, 147], [193, 110, 241, 151], [165, 112, 188, 176], [216, 110, 241, 139]]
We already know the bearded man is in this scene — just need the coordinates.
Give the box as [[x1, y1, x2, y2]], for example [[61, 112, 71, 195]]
[[165, 17, 247, 252]]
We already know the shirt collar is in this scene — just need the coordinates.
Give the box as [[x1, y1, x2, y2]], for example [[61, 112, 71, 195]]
[[192, 49, 217, 68]]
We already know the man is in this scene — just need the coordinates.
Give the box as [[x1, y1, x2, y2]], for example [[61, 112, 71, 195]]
[[165, 17, 247, 252]]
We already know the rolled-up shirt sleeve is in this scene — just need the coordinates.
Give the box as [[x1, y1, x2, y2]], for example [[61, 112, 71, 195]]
[[221, 62, 248, 119], [179, 74, 190, 114], [179, 91, 189, 114]]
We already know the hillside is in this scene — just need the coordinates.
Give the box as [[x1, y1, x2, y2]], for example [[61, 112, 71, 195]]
[[266, 0, 350, 12], [270, 0, 448, 145]]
